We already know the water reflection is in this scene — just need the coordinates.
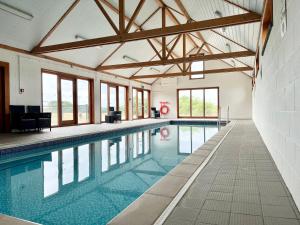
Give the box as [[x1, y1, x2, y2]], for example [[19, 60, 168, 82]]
[[0, 124, 218, 225]]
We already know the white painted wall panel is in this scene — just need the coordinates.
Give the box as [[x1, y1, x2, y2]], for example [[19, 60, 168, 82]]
[[253, 0, 300, 210]]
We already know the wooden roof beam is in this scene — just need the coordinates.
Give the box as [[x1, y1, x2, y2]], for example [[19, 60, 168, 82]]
[[32, 0, 80, 51], [125, 0, 146, 33], [98, 50, 255, 70], [131, 66, 253, 79], [33, 12, 261, 54], [94, 0, 120, 34], [174, 0, 213, 54]]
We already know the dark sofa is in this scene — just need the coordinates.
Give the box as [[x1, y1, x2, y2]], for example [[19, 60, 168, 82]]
[[10, 105, 51, 132]]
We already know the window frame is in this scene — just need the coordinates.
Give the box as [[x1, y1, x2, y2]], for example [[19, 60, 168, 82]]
[[132, 87, 151, 120], [41, 69, 94, 127], [189, 53, 205, 80], [100, 81, 128, 122], [177, 87, 219, 119]]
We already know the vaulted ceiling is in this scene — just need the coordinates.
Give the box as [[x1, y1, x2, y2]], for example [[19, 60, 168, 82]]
[[0, 0, 264, 84]]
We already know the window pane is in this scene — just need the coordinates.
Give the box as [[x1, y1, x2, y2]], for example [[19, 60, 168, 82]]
[[61, 80, 74, 121], [143, 91, 149, 118], [178, 90, 190, 117], [205, 89, 218, 117], [191, 89, 204, 117], [44, 151, 59, 197], [62, 148, 74, 185], [179, 126, 191, 154], [191, 61, 204, 79], [78, 144, 90, 182], [119, 86, 126, 120], [77, 79, 90, 124], [137, 91, 143, 117], [132, 89, 137, 119], [101, 83, 108, 122], [109, 86, 117, 110], [42, 73, 58, 126]]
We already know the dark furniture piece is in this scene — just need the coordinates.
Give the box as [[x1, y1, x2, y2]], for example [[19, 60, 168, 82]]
[[105, 107, 122, 123], [151, 107, 160, 118], [10, 105, 36, 131], [10, 105, 51, 132], [27, 106, 52, 131]]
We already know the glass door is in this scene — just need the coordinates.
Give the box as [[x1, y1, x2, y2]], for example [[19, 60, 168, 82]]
[[109, 86, 117, 111], [137, 90, 143, 119], [60, 78, 75, 126], [132, 88, 150, 119]]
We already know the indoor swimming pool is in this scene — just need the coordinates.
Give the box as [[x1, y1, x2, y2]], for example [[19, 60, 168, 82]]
[[0, 123, 219, 225]]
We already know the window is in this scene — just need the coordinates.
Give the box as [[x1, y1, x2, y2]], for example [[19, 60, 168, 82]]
[[178, 90, 190, 117], [42, 73, 58, 126], [190, 60, 204, 79], [100, 81, 128, 122], [77, 79, 90, 124], [204, 89, 218, 117], [61, 79, 74, 122], [132, 88, 150, 119], [100, 83, 108, 121], [177, 88, 219, 118], [119, 86, 127, 120], [42, 70, 93, 127]]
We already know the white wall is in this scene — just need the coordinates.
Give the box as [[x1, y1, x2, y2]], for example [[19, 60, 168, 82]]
[[253, 0, 300, 209], [152, 60, 252, 120], [0, 48, 151, 123]]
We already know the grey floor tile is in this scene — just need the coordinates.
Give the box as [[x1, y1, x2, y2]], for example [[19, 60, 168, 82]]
[[260, 196, 291, 206], [231, 202, 262, 216], [210, 184, 234, 193], [202, 200, 232, 212], [233, 193, 260, 204], [262, 205, 297, 219], [206, 191, 233, 201], [263, 217, 300, 225], [196, 210, 230, 225], [167, 206, 200, 222], [179, 197, 205, 209], [163, 218, 194, 225], [229, 213, 263, 225]]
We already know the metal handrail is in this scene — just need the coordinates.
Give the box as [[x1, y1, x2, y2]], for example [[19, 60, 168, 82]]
[[226, 106, 230, 124]]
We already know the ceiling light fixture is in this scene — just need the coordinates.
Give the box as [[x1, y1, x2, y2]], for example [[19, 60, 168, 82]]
[[149, 67, 160, 73], [75, 35, 102, 49], [214, 10, 226, 32], [123, 55, 139, 63], [226, 43, 231, 52], [0, 1, 33, 21]]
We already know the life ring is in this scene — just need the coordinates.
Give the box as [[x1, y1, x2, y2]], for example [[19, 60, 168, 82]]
[[160, 127, 169, 138], [160, 105, 169, 115]]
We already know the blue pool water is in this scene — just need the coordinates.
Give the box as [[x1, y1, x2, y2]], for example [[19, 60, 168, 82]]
[[0, 124, 219, 225]]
